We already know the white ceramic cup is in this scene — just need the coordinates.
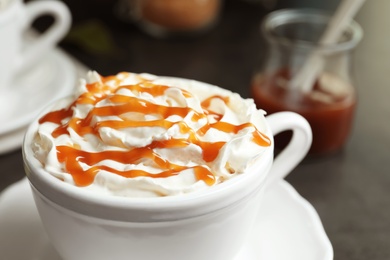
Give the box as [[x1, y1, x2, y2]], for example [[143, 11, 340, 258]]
[[23, 83, 312, 260], [0, 0, 71, 92]]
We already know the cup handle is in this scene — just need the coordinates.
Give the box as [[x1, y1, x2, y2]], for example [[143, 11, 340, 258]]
[[14, 0, 71, 73], [266, 112, 312, 186]]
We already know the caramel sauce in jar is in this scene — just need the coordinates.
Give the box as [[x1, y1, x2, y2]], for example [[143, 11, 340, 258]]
[[251, 69, 356, 155]]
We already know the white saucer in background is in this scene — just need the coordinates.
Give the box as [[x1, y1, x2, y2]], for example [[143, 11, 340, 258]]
[[0, 48, 87, 155], [0, 178, 333, 260]]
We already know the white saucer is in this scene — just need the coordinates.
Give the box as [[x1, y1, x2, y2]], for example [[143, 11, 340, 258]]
[[235, 181, 334, 260], [0, 178, 333, 260], [0, 48, 82, 155]]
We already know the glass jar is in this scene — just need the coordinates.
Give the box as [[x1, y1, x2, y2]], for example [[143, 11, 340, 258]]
[[251, 9, 363, 155]]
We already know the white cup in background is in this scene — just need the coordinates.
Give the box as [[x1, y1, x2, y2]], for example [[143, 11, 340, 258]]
[[0, 0, 71, 92]]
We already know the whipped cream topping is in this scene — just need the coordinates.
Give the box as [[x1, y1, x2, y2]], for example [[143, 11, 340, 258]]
[[32, 72, 271, 197]]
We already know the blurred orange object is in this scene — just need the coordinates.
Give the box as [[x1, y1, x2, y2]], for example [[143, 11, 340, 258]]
[[131, 0, 221, 36], [141, 0, 220, 30]]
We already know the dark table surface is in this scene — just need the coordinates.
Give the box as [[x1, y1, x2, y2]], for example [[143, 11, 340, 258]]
[[1, 0, 389, 259]]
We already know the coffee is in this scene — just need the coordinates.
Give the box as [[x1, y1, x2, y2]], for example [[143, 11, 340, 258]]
[[33, 71, 271, 197], [24, 72, 312, 260]]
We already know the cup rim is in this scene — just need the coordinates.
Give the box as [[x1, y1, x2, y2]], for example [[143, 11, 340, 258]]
[[261, 8, 363, 53], [23, 85, 274, 222]]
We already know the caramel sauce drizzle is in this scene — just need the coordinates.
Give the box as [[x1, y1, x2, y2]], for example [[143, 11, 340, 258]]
[[39, 74, 271, 187]]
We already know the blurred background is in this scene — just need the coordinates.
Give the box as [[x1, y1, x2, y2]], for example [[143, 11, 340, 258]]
[[31, 0, 341, 98]]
